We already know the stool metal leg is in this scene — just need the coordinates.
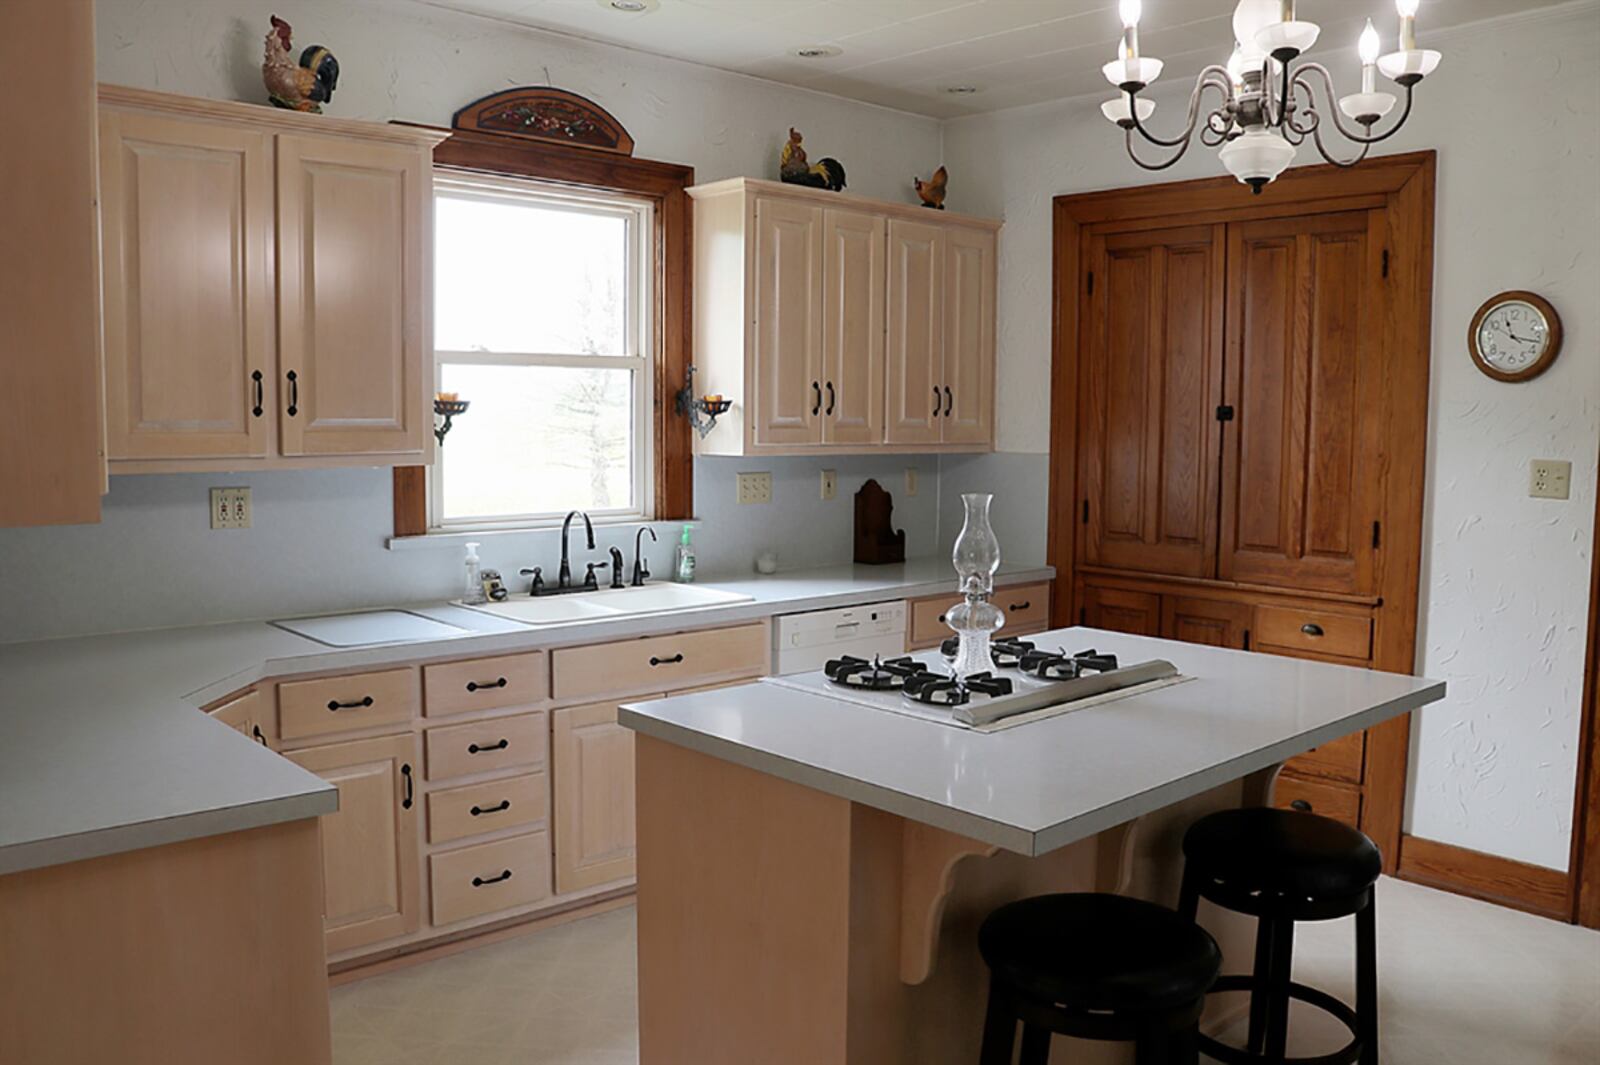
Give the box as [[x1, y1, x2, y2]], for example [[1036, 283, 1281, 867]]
[[1264, 915, 1296, 1063], [1168, 1020, 1201, 1065], [1135, 1031, 1168, 1065], [1018, 1024, 1052, 1065], [1356, 893, 1379, 1065], [978, 984, 1018, 1065], [1247, 915, 1277, 1054], [1177, 865, 1200, 922]]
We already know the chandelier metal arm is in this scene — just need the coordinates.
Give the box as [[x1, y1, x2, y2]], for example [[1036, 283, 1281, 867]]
[[1126, 66, 1236, 149], [1292, 61, 1417, 145], [1123, 127, 1200, 171]]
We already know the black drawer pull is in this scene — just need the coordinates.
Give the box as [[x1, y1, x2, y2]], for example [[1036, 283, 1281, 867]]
[[825, 381, 836, 415], [649, 653, 684, 667], [467, 739, 509, 754], [251, 370, 264, 418], [933, 386, 941, 417], [326, 696, 374, 712], [943, 385, 953, 417], [466, 677, 508, 693], [1009, 600, 1031, 611], [470, 800, 511, 817], [1289, 799, 1313, 812], [1300, 623, 1325, 637], [401, 763, 414, 810], [811, 381, 822, 416], [285, 369, 299, 417], [471, 870, 513, 887], [251, 724, 268, 747]]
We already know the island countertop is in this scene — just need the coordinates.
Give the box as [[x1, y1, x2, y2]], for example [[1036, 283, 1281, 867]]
[[620, 627, 1445, 856]]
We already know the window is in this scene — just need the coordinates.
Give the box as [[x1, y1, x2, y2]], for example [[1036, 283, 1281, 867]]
[[431, 174, 653, 529]]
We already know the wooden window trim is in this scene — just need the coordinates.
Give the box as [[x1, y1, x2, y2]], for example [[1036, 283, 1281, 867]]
[[392, 125, 695, 538]]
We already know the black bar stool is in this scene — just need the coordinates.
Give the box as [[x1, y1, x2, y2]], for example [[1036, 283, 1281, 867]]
[[978, 892, 1221, 1065], [1177, 807, 1383, 1065]]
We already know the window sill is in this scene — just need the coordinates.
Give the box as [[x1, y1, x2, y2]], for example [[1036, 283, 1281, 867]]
[[387, 519, 699, 552]]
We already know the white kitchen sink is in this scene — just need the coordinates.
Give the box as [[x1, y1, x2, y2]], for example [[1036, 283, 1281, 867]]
[[462, 583, 753, 627]]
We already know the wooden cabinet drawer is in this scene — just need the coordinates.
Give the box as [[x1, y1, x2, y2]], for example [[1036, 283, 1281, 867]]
[[277, 668, 416, 743], [428, 832, 552, 926], [427, 772, 548, 845], [910, 581, 1051, 648], [1255, 606, 1372, 661], [425, 711, 548, 782], [423, 651, 547, 718], [551, 623, 767, 702], [1287, 731, 1365, 785], [1274, 774, 1361, 829]]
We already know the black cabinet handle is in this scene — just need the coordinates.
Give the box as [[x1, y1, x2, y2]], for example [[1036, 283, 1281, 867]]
[[467, 739, 509, 754], [1289, 799, 1312, 812], [251, 724, 268, 747], [1301, 623, 1325, 637], [943, 386, 953, 417], [471, 870, 512, 887], [326, 696, 374, 711], [1008, 600, 1031, 611], [470, 800, 511, 817], [401, 763, 413, 810], [649, 653, 685, 667], [251, 370, 264, 418], [825, 381, 836, 416], [933, 386, 941, 417], [466, 677, 508, 693], [285, 370, 299, 417], [811, 381, 822, 416]]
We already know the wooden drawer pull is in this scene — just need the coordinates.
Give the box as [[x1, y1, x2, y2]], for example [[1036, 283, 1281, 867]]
[[465, 677, 508, 692], [467, 738, 509, 755], [649, 653, 684, 667], [470, 799, 511, 817], [326, 696, 374, 711], [1300, 623, 1325, 637], [1290, 799, 1312, 812], [471, 870, 512, 887]]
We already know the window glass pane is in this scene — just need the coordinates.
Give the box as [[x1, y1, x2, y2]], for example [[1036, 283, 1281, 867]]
[[435, 195, 628, 355], [439, 363, 634, 520]]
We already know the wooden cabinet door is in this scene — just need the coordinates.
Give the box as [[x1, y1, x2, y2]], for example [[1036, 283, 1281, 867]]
[[820, 208, 885, 445], [1079, 225, 1224, 577], [751, 196, 824, 447], [1161, 596, 1252, 649], [885, 219, 945, 445], [552, 699, 650, 893], [99, 110, 273, 460], [1220, 210, 1385, 595], [286, 733, 420, 954], [1080, 584, 1162, 636], [941, 225, 996, 445], [276, 135, 428, 457]]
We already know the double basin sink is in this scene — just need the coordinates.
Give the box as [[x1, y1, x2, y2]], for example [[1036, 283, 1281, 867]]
[[461, 581, 754, 626]]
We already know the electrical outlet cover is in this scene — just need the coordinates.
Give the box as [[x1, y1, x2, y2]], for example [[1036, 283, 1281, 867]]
[[736, 471, 773, 505], [904, 468, 919, 497], [1529, 459, 1572, 500], [209, 487, 252, 529], [821, 469, 837, 501]]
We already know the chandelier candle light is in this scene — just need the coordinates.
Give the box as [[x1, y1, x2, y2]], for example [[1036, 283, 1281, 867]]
[[1103, 0, 1441, 191]]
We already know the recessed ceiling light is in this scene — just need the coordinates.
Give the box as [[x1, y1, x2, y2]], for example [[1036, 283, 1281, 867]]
[[599, 0, 657, 12], [943, 85, 982, 95], [792, 45, 843, 59]]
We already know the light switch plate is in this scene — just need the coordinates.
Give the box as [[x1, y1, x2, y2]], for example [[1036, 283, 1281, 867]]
[[904, 467, 919, 497], [736, 471, 772, 505], [1529, 459, 1572, 500], [820, 469, 837, 501], [210, 486, 251, 529]]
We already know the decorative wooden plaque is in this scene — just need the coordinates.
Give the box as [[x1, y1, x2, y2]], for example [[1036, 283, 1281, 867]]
[[854, 479, 907, 566], [452, 87, 635, 155]]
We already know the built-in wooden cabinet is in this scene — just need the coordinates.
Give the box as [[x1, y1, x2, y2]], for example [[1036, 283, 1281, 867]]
[[552, 699, 645, 894], [689, 177, 998, 455], [97, 86, 446, 472]]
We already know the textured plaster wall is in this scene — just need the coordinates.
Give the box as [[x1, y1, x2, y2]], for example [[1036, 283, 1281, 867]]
[[942, 5, 1600, 870]]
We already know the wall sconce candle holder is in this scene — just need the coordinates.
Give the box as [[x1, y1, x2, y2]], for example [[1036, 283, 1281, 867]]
[[674, 367, 732, 439], [434, 398, 470, 446]]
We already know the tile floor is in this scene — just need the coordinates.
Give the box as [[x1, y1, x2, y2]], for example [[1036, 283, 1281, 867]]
[[330, 877, 1600, 1065]]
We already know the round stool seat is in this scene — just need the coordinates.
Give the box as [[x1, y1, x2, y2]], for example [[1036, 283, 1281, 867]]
[[980, 893, 1221, 1014], [1183, 808, 1381, 900]]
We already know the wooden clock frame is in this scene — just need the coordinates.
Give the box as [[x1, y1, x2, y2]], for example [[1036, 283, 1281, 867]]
[[1467, 289, 1564, 383]]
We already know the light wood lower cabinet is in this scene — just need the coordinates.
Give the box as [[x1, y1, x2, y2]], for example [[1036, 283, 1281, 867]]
[[286, 733, 421, 955], [552, 699, 648, 894], [429, 832, 552, 927], [206, 687, 273, 748], [908, 581, 1052, 650]]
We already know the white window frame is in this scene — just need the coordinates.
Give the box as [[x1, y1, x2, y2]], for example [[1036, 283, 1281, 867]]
[[429, 171, 655, 532]]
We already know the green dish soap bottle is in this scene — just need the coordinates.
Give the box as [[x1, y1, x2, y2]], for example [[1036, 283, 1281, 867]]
[[675, 524, 697, 583]]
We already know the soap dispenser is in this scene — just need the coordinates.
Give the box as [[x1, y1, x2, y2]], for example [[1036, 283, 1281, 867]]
[[462, 541, 487, 605], [674, 525, 696, 584]]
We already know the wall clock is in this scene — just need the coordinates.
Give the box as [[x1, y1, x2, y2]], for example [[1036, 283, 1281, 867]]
[[1468, 290, 1563, 382]]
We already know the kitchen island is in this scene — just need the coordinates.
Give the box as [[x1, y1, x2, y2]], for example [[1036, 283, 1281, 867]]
[[620, 627, 1445, 1065]]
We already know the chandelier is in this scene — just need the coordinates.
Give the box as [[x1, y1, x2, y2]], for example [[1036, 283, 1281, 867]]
[[1103, 0, 1441, 191]]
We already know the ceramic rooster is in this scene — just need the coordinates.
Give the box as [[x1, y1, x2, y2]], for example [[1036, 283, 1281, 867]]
[[779, 128, 847, 192], [263, 16, 339, 113], [914, 166, 948, 210]]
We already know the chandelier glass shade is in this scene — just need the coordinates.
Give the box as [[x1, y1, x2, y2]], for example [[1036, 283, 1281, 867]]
[[1103, 0, 1442, 191]]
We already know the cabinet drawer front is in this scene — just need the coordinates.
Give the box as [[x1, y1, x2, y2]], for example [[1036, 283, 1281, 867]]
[[424, 651, 547, 718], [429, 832, 552, 926], [551, 623, 768, 702], [1274, 774, 1361, 829], [427, 773, 548, 845], [910, 582, 1050, 647], [1287, 731, 1365, 785], [277, 668, 416, 742], [425, 711, 548, 781], [1255, 606, 1372, 660]]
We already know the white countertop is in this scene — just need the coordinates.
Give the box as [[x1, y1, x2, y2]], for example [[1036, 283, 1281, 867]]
[[619, 628, 1445, 856], [0, 559, 1051, 876]]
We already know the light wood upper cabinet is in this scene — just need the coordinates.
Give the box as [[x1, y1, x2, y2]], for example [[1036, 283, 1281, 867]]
[[689, 178, 998, 455], [96, 86, 446, 472], [552, 699, 646, 893]]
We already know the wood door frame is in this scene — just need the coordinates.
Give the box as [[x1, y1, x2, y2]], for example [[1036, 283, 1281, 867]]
[[1048, 151, 1436, 871], [1570, 436, 1600, 927], [392, 124, 696, 536]]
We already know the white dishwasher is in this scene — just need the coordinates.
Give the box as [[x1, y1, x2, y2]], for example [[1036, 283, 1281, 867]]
[[771, 601, 908, 675]]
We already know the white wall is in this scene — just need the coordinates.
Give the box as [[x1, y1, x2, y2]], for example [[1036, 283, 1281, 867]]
[[942, 4, 1600, 871]]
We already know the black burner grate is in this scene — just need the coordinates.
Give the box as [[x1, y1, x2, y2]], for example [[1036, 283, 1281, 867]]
[[824, 654, 928, 691]]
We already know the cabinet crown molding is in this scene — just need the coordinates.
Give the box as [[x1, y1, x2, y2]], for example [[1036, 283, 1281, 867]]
[[688, 176, 1002, 231], [98, 84, 451, 148]]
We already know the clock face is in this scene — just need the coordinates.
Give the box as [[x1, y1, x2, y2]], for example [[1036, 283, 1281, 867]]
[[1476, 300, 1551, 373]]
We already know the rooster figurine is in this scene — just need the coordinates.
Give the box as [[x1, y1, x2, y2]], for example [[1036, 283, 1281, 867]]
[[914, 166, 948, 210], [263, 16, 339, 113], [779, 128, 847, 192]]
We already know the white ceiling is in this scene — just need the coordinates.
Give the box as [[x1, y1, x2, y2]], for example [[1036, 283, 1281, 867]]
[[417, 0, 1562, 118]]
